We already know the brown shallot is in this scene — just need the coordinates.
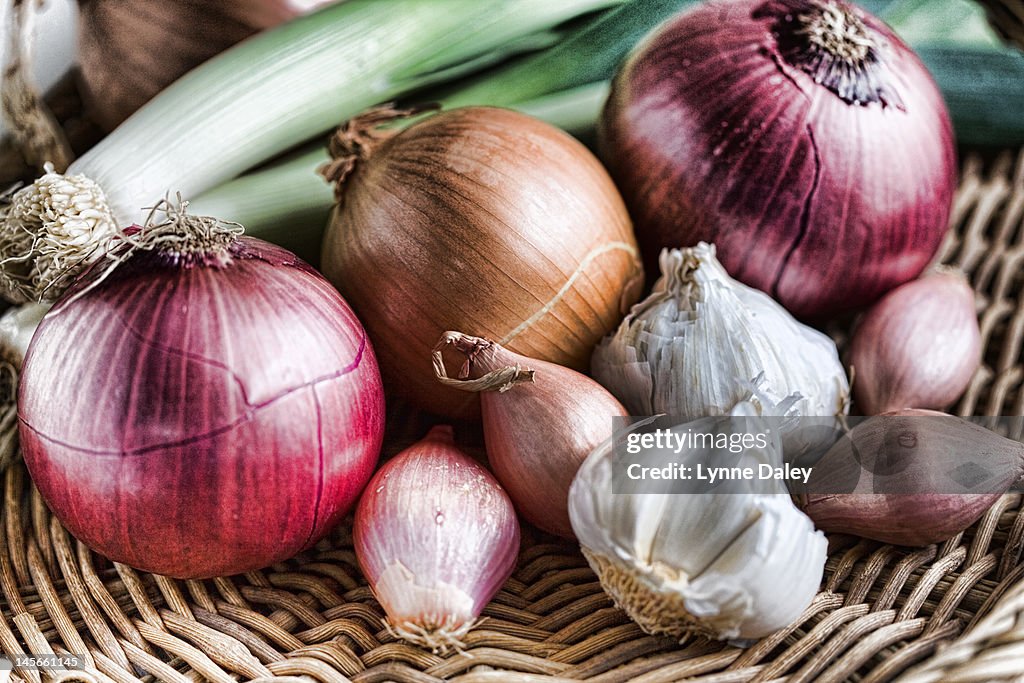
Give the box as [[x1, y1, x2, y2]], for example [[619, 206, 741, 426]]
[[320, 105, 643, 418], [433, 331, 628, 538]]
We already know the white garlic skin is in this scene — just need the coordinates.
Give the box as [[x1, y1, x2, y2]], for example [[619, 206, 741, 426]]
[[568, 409, 827, 640], [0, 302, 48, 367], [591, 243, 849, 429]]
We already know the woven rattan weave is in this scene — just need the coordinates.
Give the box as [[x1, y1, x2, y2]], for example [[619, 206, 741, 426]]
[[0, 150, 1020, 683]]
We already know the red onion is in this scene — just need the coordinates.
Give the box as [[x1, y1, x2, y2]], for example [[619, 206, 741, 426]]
[[433, 331, 627, 538], [19, 210, 385, 579], [354, 425, 519, 653], [600, 0, 957, 319]]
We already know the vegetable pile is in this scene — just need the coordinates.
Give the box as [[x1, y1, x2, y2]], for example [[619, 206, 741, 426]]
[[0, 0, 1020, 658]]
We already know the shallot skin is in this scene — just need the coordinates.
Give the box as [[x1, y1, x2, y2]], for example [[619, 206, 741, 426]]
[[354, 426, 520, 648], [433, 331, 628, 539], [600, 0, 957, 319], [796, 410, 1024, 546], [20, 238, 385, 579], [483, 365, 626, 538], [849, 270, 980, 415]]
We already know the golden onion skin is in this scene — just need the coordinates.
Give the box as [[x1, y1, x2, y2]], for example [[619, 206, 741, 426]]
[[322, 106, 642, 418]]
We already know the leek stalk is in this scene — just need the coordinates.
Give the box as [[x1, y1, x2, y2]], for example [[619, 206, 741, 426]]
[[189, 82, 612, 262], [190, 147, 333, 265], [0, 0, 624, 304], [66, 0, 623, 227], [193, 0, 1024, 261], [433, 0, 697, 107], [190, 0, 695, 254]]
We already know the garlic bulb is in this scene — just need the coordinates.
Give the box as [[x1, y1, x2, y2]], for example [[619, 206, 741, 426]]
[[568, 405, 827, 640], [591, 243, 849, 456]]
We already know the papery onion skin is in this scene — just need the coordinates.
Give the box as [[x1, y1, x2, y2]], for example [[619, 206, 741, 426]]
[[321, 106, 643, 419], [20, 236, 384, 579], [354, 425, 519, 652], [849, 270, 980, 415], [434, 331, 628, 538], [77, 0, 332, 131], [599, 0, 957, 319], [796, 410, 1024, 546]]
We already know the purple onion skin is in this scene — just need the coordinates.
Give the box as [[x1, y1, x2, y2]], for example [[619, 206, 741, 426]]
[[20, 238, 385, 579], [600, 0, 957, 319]]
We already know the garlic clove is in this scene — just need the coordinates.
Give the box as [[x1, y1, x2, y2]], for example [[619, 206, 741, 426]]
[[683, 496, 825, 639], [576, 493, 826, 641], [849, 269, 981, 415], [641, 425, 790, 575]]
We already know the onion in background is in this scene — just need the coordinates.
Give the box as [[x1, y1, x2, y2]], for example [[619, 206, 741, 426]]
[[600, 0, 957, 319], [77, 0, 336, 131], [0, 0, 78, 177]]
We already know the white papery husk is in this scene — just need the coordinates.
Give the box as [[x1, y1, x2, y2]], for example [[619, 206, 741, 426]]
[[591, 243, 849, 459], [568, 404, 828, 641]]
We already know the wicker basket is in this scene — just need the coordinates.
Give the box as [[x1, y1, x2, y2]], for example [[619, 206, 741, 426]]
[[2, 1, 1024, 677], [0, 150, 1019, 683]]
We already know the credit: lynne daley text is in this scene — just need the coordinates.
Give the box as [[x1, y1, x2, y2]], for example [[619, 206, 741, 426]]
[[623, 461, 812, 485], [619, 427, 812, 485]]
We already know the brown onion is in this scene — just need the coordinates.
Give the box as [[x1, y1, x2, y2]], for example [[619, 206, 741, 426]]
[[795, 409, 1024, 546], [849, 269, 980, 415], [77, 0, 333, 131], [433, 331, 627, 538], [321, 106, 643, 418], [599, 0, 957, 319]]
